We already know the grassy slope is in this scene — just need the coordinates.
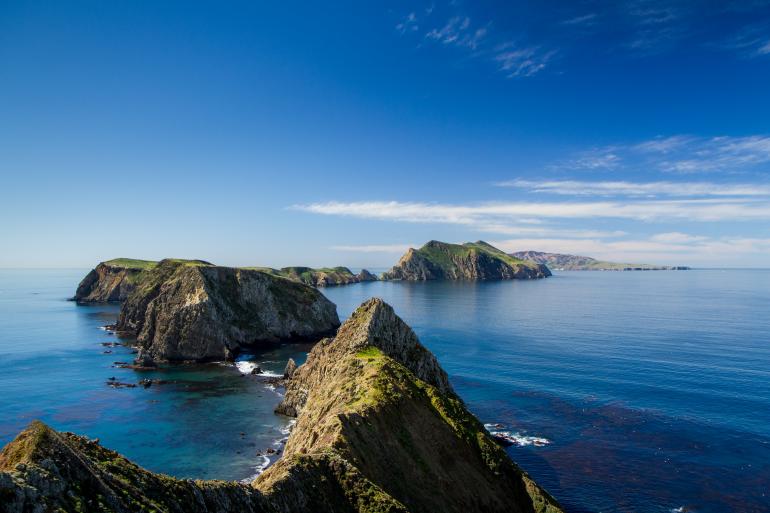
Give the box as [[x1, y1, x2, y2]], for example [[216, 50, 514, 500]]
[[418, 241, 540, 270]]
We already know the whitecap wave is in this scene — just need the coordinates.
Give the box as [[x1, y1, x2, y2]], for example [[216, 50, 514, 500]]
[[240, 455, 271, 484], [484, 424, 551, 447]]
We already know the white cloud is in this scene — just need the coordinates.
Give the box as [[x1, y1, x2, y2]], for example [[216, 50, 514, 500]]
[[331, 244, 414, 253], [294, 198, 770, 225], [560, 13, 598, 26], [494, 45, 556, 78], [490, 235, 770, 266], [497, 179, 770, 197], [396, 12, 419, 34]]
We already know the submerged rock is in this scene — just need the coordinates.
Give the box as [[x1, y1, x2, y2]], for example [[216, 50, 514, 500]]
[[382, 241, 551, 281], [0, 299, 563, 513], [116, 259, 340, 363]]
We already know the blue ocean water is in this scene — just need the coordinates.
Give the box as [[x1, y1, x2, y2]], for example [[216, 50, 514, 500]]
[[1, 269, 769, 512]]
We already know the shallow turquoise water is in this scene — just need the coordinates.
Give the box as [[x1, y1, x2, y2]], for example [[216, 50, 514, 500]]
[[1, 269, 769, 512]]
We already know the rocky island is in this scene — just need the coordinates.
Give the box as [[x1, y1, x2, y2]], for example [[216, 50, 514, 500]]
[[383, 241, 551, 281], [253, 266, 378, 287], [511, 250, 690, 271], [116, 259, 339, 362], [0, 298, 562, 513], [75, 259, 378, 301]]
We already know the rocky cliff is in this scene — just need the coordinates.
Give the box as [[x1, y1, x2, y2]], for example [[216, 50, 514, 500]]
[[72, 259, 160, 302], [0, 299, 563, 513], [383, 241, 551, 281], [116, 259, 340, 362], [510, 250, 690, 271], [254, 266, 378, 287]]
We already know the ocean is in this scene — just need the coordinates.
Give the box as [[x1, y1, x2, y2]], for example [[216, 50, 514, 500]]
[[0, 269, 768, 512]]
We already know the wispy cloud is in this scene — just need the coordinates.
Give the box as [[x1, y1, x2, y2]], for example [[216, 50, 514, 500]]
[[497, 179, 770, 197], [396, 12, 419, 34], [425, 16, 487, 50], [331, 244, 414, 253], [294, 197, 770, 227], [490, 235, 770, 266], [493, 44, 557, 78], [560, 13, 598, 26], [551, 135, 770, 174]]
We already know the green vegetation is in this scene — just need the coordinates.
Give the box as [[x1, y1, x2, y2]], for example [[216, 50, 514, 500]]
[[422, 241, 539, 270], [103, 258, 159, 270]]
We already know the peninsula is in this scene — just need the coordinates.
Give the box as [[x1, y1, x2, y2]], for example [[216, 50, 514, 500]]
[[0, 299, 562, 513], [383, 241, 551, 281]]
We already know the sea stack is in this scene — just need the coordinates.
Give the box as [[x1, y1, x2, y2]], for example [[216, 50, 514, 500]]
[[116, 259, 340, 362], [382, 241, 551, 281]]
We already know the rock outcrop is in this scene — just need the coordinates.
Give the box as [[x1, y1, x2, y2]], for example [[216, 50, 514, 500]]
[[254, 266, 378, 287], [510, 250, 691, 271], [383, 241, 551, 281], [0, 299, 563, 513], [268, 298, 562, 513], [116, 259, 340, 362], [72, 259, 160, 302]]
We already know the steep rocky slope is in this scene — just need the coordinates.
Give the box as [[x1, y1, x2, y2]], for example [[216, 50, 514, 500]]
[[383, 241, 551, 281], [72, 259, 160, 302], [117, 259, 340, 362], [511, 250, 690, 271], [253, 266, 378, 287], [267, 298, 562, 513], [0, 299, 563, 513]]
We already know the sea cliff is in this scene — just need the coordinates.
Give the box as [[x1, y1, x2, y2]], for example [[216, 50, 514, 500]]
[[383, 241, 551, 281], [116, 259, 339, 362]]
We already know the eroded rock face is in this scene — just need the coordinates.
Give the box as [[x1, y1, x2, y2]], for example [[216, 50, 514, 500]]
[[0, 299, 563, 513], [73, 261, 152, 302], [116, 260, 340, 362], [268, 298, 562, 513], [382, 241, 551, 281], [256, 266, 379, 287]]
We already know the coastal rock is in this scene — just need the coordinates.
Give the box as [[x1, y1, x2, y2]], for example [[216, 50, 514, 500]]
[[382, 241, 551, 281], [268, 298, 562, 513], [116, 259, 340, 362], [73, 259, 159, 302], [0, 299, 563, 513], [283, 358, 297, 379]]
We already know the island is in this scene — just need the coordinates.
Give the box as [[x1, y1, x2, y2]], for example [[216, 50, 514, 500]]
[[382, 241, 551, 281], [0, 299, 562, 513], [73, 259, 378, 302], [510, 250, 690, 271], [115, 259, 340, 363]]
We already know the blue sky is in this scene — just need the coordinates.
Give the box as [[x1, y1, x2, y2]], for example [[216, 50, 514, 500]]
[[2, 0, 770, 268]]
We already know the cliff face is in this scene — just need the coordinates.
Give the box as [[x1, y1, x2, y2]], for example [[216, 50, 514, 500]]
[[267, 298, 562, 513], [0, 299, 563, 513], [254, 266, 378, 287], [383, 241, 551, 281], [73, 259, 159, 302], [116, 260, 340, 362], [510, 250, 690, 271]]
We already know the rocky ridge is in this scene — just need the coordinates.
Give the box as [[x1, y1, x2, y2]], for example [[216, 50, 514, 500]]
[[254, 266, 378, 287], [383, 241, 551, 281], [0, 298, 563, 513], [116, 259, 340, 362]]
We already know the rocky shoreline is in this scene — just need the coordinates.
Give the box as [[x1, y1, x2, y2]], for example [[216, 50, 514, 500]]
[[0, 298, 563, 513]]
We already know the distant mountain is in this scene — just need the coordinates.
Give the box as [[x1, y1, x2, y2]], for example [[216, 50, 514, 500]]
[[510, 251, 690, 271], [382, 240, 551, 281]]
